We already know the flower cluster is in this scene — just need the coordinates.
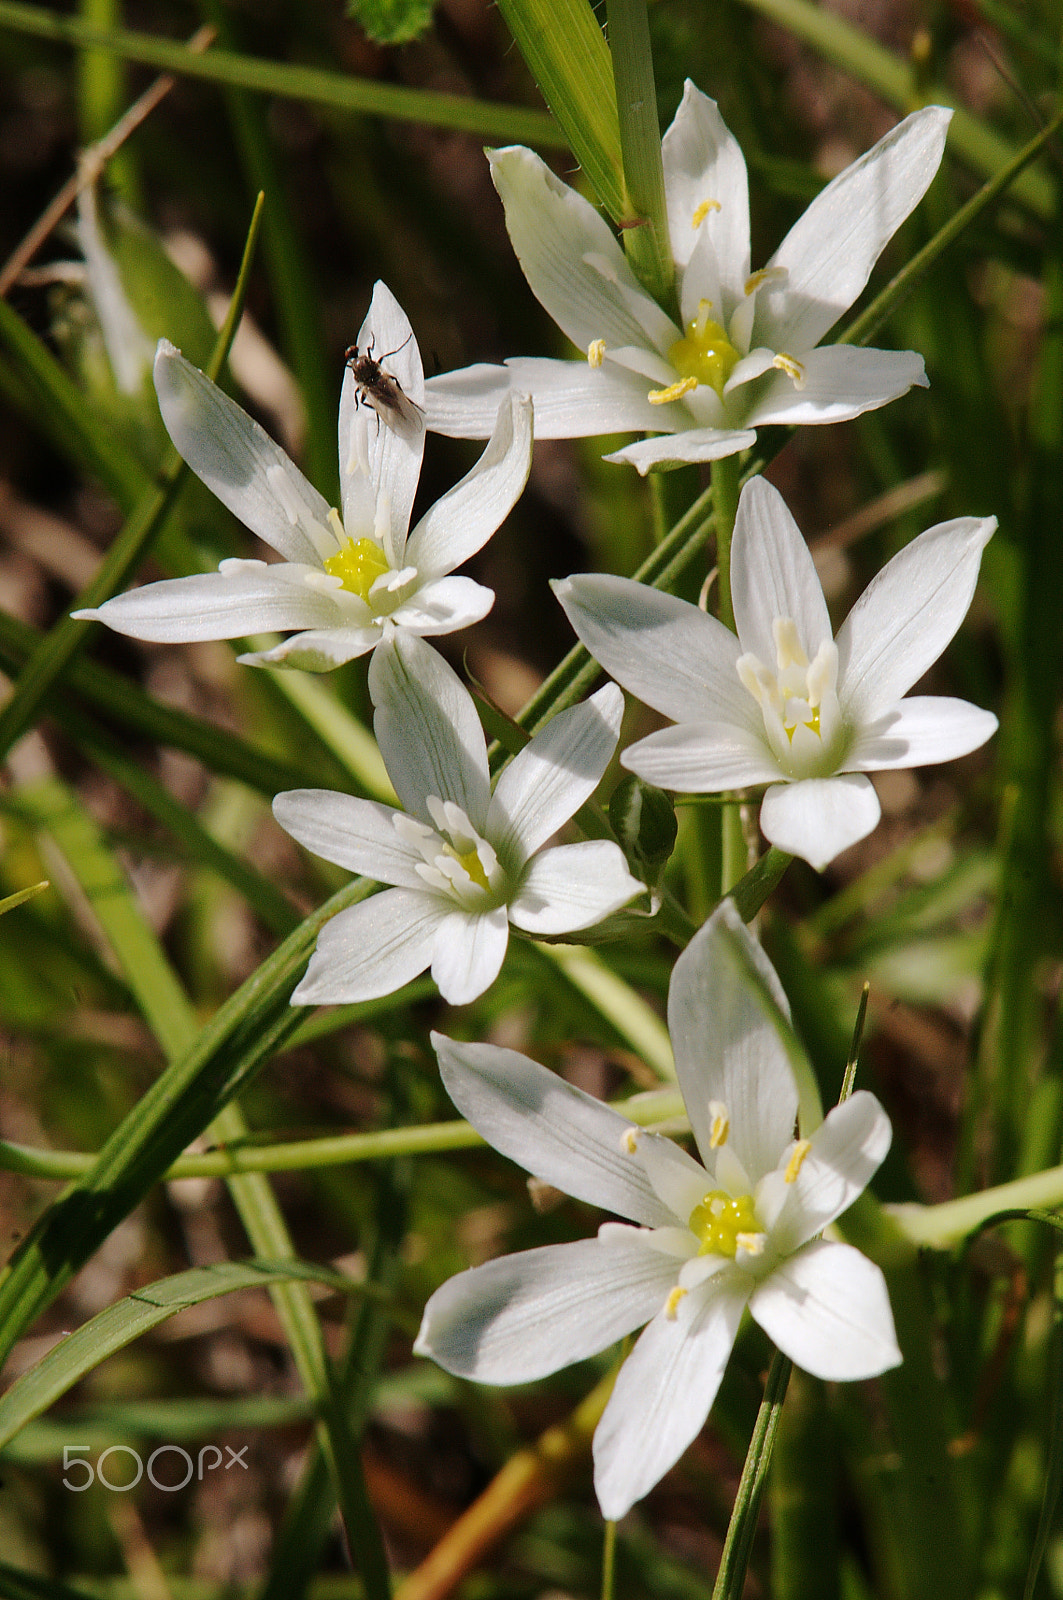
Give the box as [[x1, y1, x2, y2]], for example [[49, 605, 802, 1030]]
[[75, 84, 998, 1518]]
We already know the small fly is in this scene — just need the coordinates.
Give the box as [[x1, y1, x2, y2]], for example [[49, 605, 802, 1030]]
[[344, 333, 424, 436]]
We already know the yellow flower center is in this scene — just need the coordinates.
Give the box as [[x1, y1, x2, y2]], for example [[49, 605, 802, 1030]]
[[323, 535, 390, 601], [667, 299, 740, 397], [688, 1190, 762, 1258]]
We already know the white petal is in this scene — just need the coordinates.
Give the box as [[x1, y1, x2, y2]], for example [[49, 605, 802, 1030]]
[[621, 722, 781, 792], [553, 574, 753, 729], [758, 107, 952, 351], [406, 393, 532, 577], [489, 145, 678, 355], [667, 901, 797, 1182], [291, 887, 445, 1004], [423, 363, 514, 438], [628, 1127, 711, 1223], [750, 1239, 901, 1379], [835, 516, 996, 724], [239, 624, 379, 670], [273, 790, 423, 887], [488, 683, 623, 861], [508, 841, 643, 933], [743, 345, 927, 427], [74, 561, 343, 643], [339, 281, 425, 556], [430, 906, 509, 1005], [389, 576, 496, 636], [426, 356, 687, 440], [506, 357, 686, 435], [431, 1032, 677, 1226], [759, 774, 881, 870], [369, 634, 490, 830], [592, 1272, 750, 1519], [662, 82, 750, 288], [731, 478, 832, 660], [603, 425, 756, 474], [847, 695, 998, 770], [765, 1091, 892, 1254], [154, 342, 333, 565], [414, 1231, 681, 1384]]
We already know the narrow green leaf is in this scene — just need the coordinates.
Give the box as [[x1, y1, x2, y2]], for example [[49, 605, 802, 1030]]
[[0, 193, 265, 765], [496, 0, 624, 219], [843, 103, 1063, 351], [736, 0, 1055, 218], [1024, 1246, 1063, 1600], [200, 0, 336, 495], [0, 607, 334, 798], [605, 0, 674, 305], [0, 881, 48, 917], [0, 1260, 356, 1450], [0, 296, 149, 509], [0, 0, 562, 147]]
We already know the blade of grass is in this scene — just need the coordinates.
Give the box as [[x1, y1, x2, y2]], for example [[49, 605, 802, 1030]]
[[15, 774, 391, 1596], [495, 0, 623, 217], [842, 103, 1063, 351], [0, 608, 339, 798], [0, 1259, 359, 1449], [198, 0, 335, 496], [0, 192, 265, 764], [0, 0, 563, 147], [736, 0, 1056, 218]]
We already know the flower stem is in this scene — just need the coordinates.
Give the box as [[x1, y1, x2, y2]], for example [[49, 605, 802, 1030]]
[[601, 1517, 618, 1600], [709, 453, 744, 892], [710, 454, 741, 633], [889, 1162, 1063, 1248], [711, 1348, 793, 1600]]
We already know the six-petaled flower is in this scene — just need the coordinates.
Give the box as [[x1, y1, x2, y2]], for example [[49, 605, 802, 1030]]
[[423, 86, 951, 473], [75, 282, 533, 669], [555, 477, 997, 869], [415, 900, 901, 1519]]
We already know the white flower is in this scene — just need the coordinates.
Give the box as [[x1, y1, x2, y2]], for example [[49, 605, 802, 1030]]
[[555, 477, 997, 871], [423, 86, 951, 473], [273, 632, 645, 1006], [74, 282, 533, 670], [415, 899, 900, 1520]]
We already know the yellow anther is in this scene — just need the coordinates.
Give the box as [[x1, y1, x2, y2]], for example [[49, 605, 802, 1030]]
[[323, 535, 391, 601], [772, 352, 806, 389], [744, 266, 788, 297], [708, 1099, 730, 1149], [736, 1231, 766, 1256], [621, 1127, 640, 1155], [691, 198, 721, 228], [327, 507, 346, 543], [587, 338, 606, 369], [648, 375, 699, 406], [664, 1286, 687, 1321], [784, 1139, 812, 1184]]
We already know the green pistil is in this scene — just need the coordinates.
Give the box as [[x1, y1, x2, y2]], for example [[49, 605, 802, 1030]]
[[323, 536, 390, 600], [689, 1189, 760, 1257], [451, 845, 489, 892], [668, 312, 740, 398]]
